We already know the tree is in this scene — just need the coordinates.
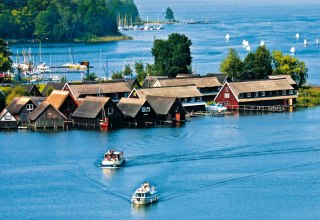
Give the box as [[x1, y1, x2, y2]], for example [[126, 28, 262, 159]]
[[272, 50, 308, 87], [83, 72, 97, 81], [5, 85, 28, 105], [0, 90, 5, 112], [220, 48, 243, 81], [152, 33, 192, 77], [122, 64, 132, 77], [111, 71, 123, 80], [165, 7, 174, 22], [46, 86, 54, 96], [0, 39, 12, 72], [134, 61, 146, 83]]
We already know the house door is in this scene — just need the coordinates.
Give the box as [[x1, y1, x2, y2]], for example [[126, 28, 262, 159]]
[[175, 113, 180, 122]]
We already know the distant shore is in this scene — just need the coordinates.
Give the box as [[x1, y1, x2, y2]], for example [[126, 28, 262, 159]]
[[7, 35, 133, 44]]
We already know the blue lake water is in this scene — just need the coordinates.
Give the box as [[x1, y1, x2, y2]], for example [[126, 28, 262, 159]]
[[2, 1, 320, 219], [10, 1, 320, 85]]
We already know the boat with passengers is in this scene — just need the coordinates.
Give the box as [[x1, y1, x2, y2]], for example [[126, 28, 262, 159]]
[[101, 149, 125, 168], [131, 182, 159, 205]]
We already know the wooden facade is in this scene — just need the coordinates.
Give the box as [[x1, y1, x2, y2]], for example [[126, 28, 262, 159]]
[[214, 79, 298, 109], [6, 97, 38, 124], [117, 98, 157, 126], [72, 96, 123, 128], [28, 102, 66, 129], [0, 109, 17, 129]]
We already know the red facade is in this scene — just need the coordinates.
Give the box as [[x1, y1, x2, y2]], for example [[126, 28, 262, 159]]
[[214, 84, 238, 109]]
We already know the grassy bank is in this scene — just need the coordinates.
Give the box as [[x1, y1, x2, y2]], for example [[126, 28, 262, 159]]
[[74, 35, 132, 43], [297, 86, 320, 107]]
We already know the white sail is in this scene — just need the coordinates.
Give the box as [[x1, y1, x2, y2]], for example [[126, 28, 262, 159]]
[[316, 39, 319, 45], [295, 33, 300, 39], [260, 40, 265, 46], [304, 39, 308, 46], [290, 47, 295, 54], [246, 45, 251, 52], [225, 33, 230, 40]]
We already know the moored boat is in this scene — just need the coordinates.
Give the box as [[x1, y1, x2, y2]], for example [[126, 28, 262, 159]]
[[131, 182, 158, 205], [101, 149, 125, 168]]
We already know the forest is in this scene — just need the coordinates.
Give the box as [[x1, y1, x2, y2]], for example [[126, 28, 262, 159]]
[[0, 0, 140, 42]]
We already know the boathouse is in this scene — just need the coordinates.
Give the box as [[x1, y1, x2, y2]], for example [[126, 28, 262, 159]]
[[63, 81, 131, 103], [152, 75, 224, 101], [20, 84, 42, 97], [28, 102, 66, 130], [129, 86, 205, 112], [0, 109, 17, 129], [146, 95, 186, 123], [142, 76, 168, 88], [117, 98, 157, 126], [268, 75, 298, 90], [214, 79, 298, 110], [5, 97, 44, 124], [72, 96, 123, 128], [46, 90, 78, 120]]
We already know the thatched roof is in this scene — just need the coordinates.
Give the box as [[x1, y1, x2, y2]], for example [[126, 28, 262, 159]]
[[46, 90, 70, 109], [268, 75, 297, 85], [117, 98, 147, 118], [28, 101, 66, 121], [207, 73, 228, 84], [153, 76, 222, 88], [67, 81, 131, 99], [228, 79, 294, 97], [132, 86, 203, 99], [6, 97, 33, 114], [146, 95, 176, 115], [41, 82, 65, 96], [142, 76, 168, 88], [72, 96, 110, 119]]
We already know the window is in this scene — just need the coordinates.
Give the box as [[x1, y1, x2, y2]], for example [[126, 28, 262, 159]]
[[247, 93, 251, 98], [107, 108, 113, 114], [225, 87, 229, 92], [124, 93, 128, 98], [289, 90, 294, 95], [282, 90, 286, 95], [255, 92, 259, 97], [224, 101, 230, 105], [261, 91, 266, 97], [198, 97, 202, 102], [224, 93, 230, 98], [4, 114, 12, 120], [133, 91, 137, 97], [269, 91, 273, 96], [142, 107, 150, 113], [239, 93, 243, 98], [184, 98, 188, 103], [191, 97, 195, 102], [114, 93, 119, 98], [26, 104, 33, 111]]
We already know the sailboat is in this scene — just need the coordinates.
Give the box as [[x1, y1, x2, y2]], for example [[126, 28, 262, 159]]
[[316, 39, 319, 45], [295, 33, 300, 39], [246, 45, 251, 52], [225, 33, 230, 41], [100, 102, 108, 128], [260, 40, 265, 46], [290, 47, 295, 54], [304, 39, 308, 46]]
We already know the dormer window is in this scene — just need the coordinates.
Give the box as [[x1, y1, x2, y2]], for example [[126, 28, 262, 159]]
[[261, 91, 266, 97], [247, 93, 251, 98], [289, 90, 294, 95], [26, 104, 33, 111], [282, 90, 286, 95], [255, 92, 259, 97], [224, 93, 230, 98], [239, 93, 243, 98]]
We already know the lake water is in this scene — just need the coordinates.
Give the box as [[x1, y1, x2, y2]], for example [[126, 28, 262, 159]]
[[1, 108, 320, 219], [2, 1, 320, 219], [9, 1, 320, 85]]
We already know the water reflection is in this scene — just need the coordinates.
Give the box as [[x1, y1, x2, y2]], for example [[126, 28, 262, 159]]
[[102, 168, 120, 179], [131, 203, 157, 218]]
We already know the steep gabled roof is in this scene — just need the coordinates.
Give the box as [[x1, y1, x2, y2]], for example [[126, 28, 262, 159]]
[[228, 79, 294, 97], [72, 96, 111, 119], [46, 90, 70, 109], [268, 75, 297, 85], [0, 108, 17, 121], [154, 76, 222, 88], [28, 101, 66, 121], [142, 76, 168, 88], [41, 82, 65, 96], [132, 86, 203, 99], [6, 97, 34, 114], [67, 81, 131, 99], [117, 98, 147, 118], [146, 95, 176, 115]]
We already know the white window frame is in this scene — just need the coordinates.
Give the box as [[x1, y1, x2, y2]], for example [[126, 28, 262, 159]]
[[247, 93, 251, 98], [191, 97, 195, 102], [255, 92, 259, 97], [224, 93, 230, 98], [4, 114, 12, 120], [239, 93, 243, 98], [184, 98, 188, 103], [282, 90, 286, 95], [26, 104, 33, 111], [289, 90, 294, 95], [198, 97, 202, 102], [261, 91, 266, 97], [107, 108, 113, 114]]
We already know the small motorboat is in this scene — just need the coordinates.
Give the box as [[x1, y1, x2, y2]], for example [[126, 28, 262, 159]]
[[101, 149, 126, 168], [131, 182, 159, 205]]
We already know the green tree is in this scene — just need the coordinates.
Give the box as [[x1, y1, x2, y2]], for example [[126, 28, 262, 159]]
[[220, 48, 243, 81], [0, 90, 5, 112], [272, 50, 308, 87], [111, 71, 123, 80], [123, 64, 132, 77], [134, 61, 146, 83], [83, 72, 97, 81], [165, 7, 174, 22], [6, 85, 28, 105], [0, 39, 12, 72], [152, 33, 192, 77], [46, 86, 54, 96]]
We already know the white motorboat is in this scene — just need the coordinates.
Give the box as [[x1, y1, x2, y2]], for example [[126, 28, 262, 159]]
[[290, 47, 295, 54], [131, 182, 159, 205], [225, 33, 230, 40], [101, 149, 125, 168], [49, 74, 62, 81], [206, 103, 227, 113]]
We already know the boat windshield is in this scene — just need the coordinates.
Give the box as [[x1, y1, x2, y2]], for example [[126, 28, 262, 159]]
[[135, 193, 145, 197]]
